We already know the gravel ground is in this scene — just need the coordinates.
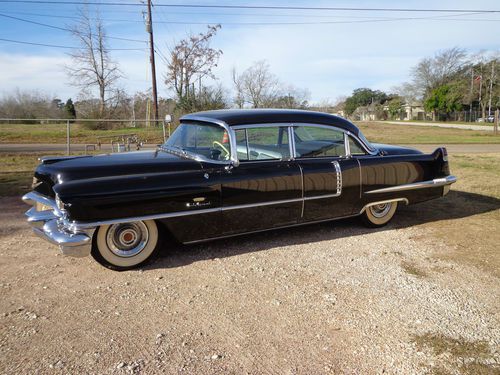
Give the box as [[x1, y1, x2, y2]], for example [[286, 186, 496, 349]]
[[0, 198, 499, 374]]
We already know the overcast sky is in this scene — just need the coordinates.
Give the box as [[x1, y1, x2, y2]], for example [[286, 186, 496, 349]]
[[0, 0, 499, 103]]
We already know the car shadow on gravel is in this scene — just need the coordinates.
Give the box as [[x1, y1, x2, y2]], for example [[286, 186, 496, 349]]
[[146, 190, 500, 270]]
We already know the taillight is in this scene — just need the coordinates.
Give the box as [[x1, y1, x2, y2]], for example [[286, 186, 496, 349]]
[[442, 147, 448, 162]]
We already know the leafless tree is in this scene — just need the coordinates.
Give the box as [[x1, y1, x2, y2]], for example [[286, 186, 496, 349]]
[[231, 67, 245, 109], [410, 47, 468, 97], [232, 60, 281, 108], [232, 61, 310, 109], [164, 25, 222, 107], [66, 8, 121, 116], [0, 89, 65, 120]]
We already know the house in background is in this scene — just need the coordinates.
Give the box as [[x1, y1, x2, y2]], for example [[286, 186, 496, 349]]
[[402, 102, 426, 120], [381, 101, 426, 121]]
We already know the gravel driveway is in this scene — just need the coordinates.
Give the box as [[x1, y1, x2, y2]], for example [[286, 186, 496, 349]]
[[0, 198, 499, 374]]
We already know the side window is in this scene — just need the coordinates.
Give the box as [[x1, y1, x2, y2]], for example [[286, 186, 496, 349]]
[[349, 136, 367, 156], [293, 126, 346, 158], [234, 126, 290, 161]]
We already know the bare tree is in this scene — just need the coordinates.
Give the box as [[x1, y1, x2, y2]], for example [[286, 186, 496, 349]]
[[232, 67, 245, 109], [232, 60, 281, 108], [0, 89, 65, 120], [165, 25, 222, 108], [410, 47, 468, 97], [66, 8, 121, 116]]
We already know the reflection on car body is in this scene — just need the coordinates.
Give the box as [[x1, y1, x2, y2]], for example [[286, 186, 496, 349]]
[[23, 109, 456, 270]]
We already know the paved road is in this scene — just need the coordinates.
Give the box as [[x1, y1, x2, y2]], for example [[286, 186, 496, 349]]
[[379, 120, 496, 131], [1, 143, 500, 154]]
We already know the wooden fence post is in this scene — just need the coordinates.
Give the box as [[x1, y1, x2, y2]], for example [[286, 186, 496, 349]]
[[495, 109, 499, 136], [66, 120, 71, 155]]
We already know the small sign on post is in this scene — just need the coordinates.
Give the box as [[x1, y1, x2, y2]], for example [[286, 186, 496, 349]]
[[164, 114, 173, 142]]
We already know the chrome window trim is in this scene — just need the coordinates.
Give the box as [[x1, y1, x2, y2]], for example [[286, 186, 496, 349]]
[[232, 123, 293, 162], [180, 115, 379, 163], [291, 123, 346, 159], [179, 115, 240, 166], [344, 132, 351, 157], [232, 122, 378, 160], [231, 123, 292, 130]]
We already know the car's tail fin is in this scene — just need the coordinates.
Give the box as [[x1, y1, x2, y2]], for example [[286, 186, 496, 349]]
[[431, 147, 450, 177]]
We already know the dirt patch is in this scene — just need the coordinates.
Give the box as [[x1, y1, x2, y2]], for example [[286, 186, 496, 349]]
[[1, 197, 499, 374]]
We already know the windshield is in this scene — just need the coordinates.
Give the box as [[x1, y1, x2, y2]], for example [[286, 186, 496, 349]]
[[163, 122, 231, 162]]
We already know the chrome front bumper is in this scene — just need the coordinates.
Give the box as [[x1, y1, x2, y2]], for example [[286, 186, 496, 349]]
[[22, 192, 95, 257]]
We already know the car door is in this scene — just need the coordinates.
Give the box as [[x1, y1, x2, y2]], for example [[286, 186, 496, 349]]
[[293, 125, 361, 221], [219, 125, 303, 235]]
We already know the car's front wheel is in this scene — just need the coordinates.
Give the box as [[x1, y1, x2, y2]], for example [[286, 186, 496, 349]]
[[361, 201, 398, 228], [91, 220, 161, 270]]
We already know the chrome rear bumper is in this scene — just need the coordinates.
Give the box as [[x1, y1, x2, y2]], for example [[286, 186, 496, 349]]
[[23, 192, 95, 258]]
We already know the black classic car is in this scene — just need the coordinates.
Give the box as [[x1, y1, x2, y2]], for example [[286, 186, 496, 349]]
[[23, 109, 456, 270]]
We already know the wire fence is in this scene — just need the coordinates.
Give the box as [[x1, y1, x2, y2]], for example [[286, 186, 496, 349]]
[[0, 118, 175, 155]]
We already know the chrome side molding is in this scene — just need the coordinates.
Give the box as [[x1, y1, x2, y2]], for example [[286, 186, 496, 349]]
[[365, 175, 457, 195]]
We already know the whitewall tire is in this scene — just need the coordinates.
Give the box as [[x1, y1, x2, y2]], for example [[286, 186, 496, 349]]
[[92, 220, 161, 270], [361, 201, 398, 227]]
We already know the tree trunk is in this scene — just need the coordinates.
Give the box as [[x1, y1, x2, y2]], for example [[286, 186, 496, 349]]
[[99, 85, 105, 116]]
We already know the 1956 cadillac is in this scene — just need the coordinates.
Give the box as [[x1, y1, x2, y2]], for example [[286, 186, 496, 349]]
[[23, 109, 456, 270]]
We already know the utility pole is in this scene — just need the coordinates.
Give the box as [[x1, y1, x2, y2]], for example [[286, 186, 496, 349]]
[[145, 0, 159, 122], [488, 61, 495, 116], [469, 67, 474, 122]]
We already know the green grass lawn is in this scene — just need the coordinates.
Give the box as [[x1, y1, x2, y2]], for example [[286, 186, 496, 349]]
[[0, 123, 166, 144], [358, 122, 500, 144], [1, 121, 499, 145]]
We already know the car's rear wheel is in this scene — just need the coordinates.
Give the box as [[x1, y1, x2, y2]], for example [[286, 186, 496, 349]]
[[361, 201, 398, 227], [91, 220, 161, 270]]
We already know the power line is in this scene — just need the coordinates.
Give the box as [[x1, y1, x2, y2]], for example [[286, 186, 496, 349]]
[[3, 8, 490, 20], [0, 37, 147, 50], [0, 9, 497, 27], [0, 13, 147, 43], [0, 8, 497, 24], [0, 1, 499, 13]]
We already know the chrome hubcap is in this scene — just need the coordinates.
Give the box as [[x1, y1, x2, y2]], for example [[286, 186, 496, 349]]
[[106, 222, 149, 257], [369, 203, 392, 218]]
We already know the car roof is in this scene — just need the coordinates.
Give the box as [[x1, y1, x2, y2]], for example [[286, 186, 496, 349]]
[[180, 109, 360, 135]]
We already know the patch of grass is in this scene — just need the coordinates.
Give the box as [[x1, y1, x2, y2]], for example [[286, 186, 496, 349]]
[[397, 153, 500, 277], [413, 333, 497, 375], [460, 362, 500, 375], [357, 122, 500, 145], [401, 261, 427, 277], [0, 171, 32, 197], [0, 123, 166, 144], [1, 121, 500, 145], [0, 151, 96, 197], [414, 333, 491, 358]]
